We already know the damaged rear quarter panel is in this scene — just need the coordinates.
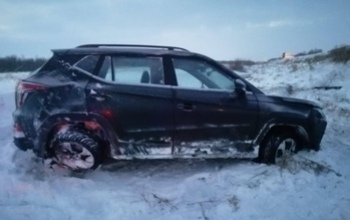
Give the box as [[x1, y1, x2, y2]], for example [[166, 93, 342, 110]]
[[19, 66, 93, 155]]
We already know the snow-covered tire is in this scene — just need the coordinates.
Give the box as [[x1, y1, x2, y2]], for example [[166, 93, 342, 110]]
[[260, 132, 300, 164], [50, 129, 103, 171]]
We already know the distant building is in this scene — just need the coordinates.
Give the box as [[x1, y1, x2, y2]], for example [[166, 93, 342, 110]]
[[282, 52, 294, 60]]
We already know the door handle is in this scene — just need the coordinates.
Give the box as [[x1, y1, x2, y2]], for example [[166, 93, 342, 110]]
[[90, 94, 107, 102], [177, 103, 195, 112]]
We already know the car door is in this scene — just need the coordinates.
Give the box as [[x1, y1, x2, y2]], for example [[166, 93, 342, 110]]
[[170, 57, 259, 157], [86, 55, 174, 157]]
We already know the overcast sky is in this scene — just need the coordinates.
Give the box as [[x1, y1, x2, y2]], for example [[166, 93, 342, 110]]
[[0, 0, 349, 61]]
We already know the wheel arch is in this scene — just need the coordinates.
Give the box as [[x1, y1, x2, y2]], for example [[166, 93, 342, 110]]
[[255, 123, 310, 148], [35, 113, 119, 159], [254, 124, 309, 161]]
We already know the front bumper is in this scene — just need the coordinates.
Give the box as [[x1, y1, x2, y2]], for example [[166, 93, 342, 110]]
[[14, 137, 34, 151], [309, 108, 327, 150]]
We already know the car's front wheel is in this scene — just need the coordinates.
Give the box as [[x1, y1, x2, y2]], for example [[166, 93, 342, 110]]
[[260, 132, 300, 165], [50, 129, 103, 171]]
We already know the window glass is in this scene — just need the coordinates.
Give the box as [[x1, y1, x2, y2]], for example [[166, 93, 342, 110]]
[[173, 58, 235, 90], [99, 56, 113, 81], [99, 56, 164, 85], [74, 55, 99, 73], [41, 54, 85, 72], [175, 68, 207, 89]]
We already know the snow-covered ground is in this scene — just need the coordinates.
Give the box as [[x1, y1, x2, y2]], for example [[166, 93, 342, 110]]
[[0, 58, 349, 220]]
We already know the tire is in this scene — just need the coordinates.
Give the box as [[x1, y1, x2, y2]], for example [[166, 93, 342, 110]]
[[50, 128, 104, 171], [260, 132, 300, 164]]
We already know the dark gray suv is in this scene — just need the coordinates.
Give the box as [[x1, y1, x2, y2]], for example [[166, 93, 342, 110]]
[[13, 44, 327, 171]]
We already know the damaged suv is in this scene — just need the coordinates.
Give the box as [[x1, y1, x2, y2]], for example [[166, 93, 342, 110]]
[[13, 44, 327, 171]]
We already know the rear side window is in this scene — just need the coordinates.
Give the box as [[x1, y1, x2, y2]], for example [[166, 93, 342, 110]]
[[99, 56, 164, 85], [40, 54, 85, 72], [73, 55, 99, 73]]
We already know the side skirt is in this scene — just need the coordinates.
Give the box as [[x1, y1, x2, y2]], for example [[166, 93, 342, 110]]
[[111, 145, 259, 160]]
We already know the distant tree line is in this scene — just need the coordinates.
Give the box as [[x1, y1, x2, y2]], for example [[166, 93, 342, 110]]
[[0, 55, 48, 73], [294, 48, 323, 57], [300, 45, 350, 64], [329, 45, 350, 63], [220, 59, 255, 72], [267, 45, 350, 63]]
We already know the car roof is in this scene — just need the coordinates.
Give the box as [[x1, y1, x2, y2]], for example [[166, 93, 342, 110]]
[[52, 44, 199, 57]]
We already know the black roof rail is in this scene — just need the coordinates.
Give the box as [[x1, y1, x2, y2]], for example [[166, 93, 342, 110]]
[[76, 44, 189, 52]]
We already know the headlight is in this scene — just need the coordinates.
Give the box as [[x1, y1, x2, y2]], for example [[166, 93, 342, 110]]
[[312, 108, 326, 120]]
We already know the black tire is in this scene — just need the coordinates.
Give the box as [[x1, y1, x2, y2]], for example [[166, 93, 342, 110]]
[[260, 132, 300, 164], [50, 128, 104, 170]]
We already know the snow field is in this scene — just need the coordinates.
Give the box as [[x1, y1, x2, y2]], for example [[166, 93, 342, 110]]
[[0, 59, 349, 220]]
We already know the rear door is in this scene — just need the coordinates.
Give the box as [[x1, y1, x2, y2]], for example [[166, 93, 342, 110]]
[[86, 55, 174, 157], [170, 57, 259, 156]]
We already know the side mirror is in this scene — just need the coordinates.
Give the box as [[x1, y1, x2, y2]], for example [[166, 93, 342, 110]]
[[235, 79, 246, 96]]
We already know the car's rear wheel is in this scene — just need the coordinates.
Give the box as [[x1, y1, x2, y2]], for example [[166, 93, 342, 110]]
[[50, 129, 103, 171], [260, 132, 300, 165]]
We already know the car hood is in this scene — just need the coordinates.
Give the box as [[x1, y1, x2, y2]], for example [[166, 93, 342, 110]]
[[257, 94, 321, 108], [270, 95, 321, 108]]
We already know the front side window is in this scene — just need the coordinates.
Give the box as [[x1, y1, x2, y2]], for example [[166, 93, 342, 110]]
[[99, 56, 164, 85], [172, 58, 235, 90]]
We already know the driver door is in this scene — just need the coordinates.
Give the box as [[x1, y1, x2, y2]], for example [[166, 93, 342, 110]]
[[171, 58, 259, 156]]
